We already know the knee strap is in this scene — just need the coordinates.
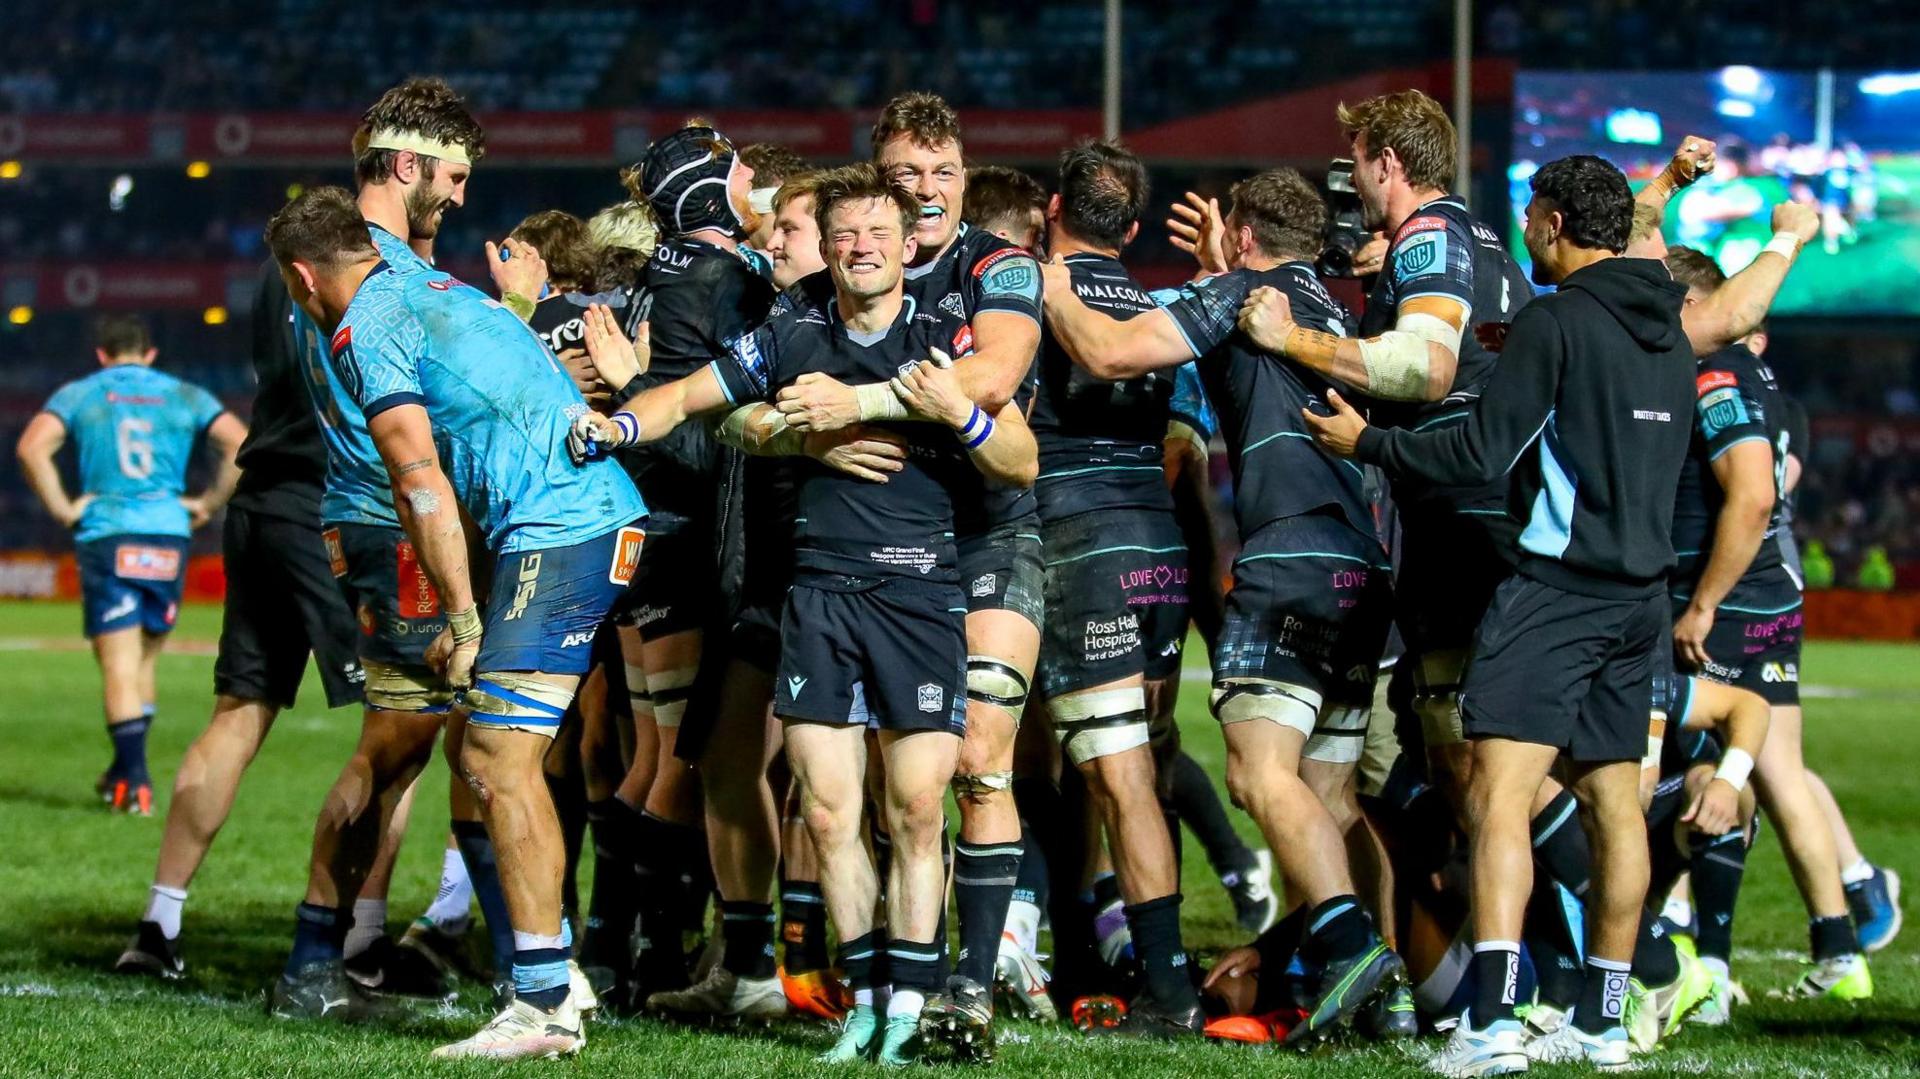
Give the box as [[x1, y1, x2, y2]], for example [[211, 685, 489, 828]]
[[1047, 687, 1149, 766], [362, 659, 454, 714], [966, 655, 1030, 720], [647, 667, 698, 729], [624, 663, 652, 714], [1304, 704, 1371, 765], [465, 673, 575, 732], [1210, 678, 1321, 736]]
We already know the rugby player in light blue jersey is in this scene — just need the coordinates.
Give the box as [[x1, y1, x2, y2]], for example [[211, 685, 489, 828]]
[[266, 186, 645, 1061], [17, 314, 246, 815]]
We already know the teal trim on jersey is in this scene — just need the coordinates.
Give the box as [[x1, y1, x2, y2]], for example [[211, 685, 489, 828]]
[[1045, 543, 1185, 568], [1016, 532, 1041, 542], [1667, 592, 1804, 616], [1234, 550, 1391, 571], [1413, 411, 1469, 432], [1243, 429, 1366, 477], [1677, 677, 1698, 731], [1707, 434, 1768, 461], [1243, 430, 1312, 454], [1460, 508, 1507, 517], [1038, 464, 1165, 480]]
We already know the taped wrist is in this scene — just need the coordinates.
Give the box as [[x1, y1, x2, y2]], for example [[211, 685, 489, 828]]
[[1359, 313, 1461, 401], [447, 606, 483, 646], [1166, 419, 1209, 463], [1714, 747, 1754, 793], [856, 381, 910, 421], [501, 291, 537, 322]]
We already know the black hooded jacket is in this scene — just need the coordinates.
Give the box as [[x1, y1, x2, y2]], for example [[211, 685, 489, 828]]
[[1354, 257, 1694, 598]]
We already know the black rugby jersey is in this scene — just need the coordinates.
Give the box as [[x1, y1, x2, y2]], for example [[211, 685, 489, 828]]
[[1029, 252, 1174, 522], [710, 292, 980, 583], [1671, 344, 1799, 612], [1360, 197, 1532, 525], [1161, 261, 1374, 541]]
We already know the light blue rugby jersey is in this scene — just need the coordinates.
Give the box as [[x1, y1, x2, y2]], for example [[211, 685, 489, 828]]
[[42, 364, 225, 543], [330, 263, 646, 553], [292, 224, 434, 528]]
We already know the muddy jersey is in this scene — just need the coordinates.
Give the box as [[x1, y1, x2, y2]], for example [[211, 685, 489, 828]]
[[710, 292, 981, 583], [900, 224, 1043, 532], [1360, 196, 1532, 526], [1029, 251, 1174, 522], [1671, 344, 1799, 611], [1160, 261, 1373, 540], [626, 237, 776, 522]]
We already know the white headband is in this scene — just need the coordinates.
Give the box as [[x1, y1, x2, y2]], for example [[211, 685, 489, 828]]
[[365, 128, 472, 167]]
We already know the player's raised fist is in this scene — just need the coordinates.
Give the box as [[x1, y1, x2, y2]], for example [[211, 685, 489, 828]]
[[1770, 200, 1822, 247]]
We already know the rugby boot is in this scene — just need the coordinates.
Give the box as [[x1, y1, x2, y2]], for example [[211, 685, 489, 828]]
[[114, 920, 183, 981]]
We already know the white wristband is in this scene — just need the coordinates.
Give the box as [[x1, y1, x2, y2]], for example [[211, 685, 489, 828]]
[[1763, 233, 1802, 263], [1714, 747, 1755, 793]]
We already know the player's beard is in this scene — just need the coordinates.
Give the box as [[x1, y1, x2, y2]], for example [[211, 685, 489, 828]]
[[405, 186, 448, 240]]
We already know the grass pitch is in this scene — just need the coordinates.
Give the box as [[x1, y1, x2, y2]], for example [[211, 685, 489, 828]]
[[0, 599, 1915, 1077]]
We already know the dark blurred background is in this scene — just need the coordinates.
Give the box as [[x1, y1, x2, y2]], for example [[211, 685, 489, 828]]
[[4, 0, 1919, 593]]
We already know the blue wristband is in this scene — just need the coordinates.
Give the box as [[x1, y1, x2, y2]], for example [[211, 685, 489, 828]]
[[964, 414, 995, 449], [957, 404, 985, 439]]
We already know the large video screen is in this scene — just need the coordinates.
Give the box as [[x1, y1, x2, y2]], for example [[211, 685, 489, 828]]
[[1511, 69, 1920, 316]]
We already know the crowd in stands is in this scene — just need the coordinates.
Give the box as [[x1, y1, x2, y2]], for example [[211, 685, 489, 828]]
[[6, 1, 1919, 119]]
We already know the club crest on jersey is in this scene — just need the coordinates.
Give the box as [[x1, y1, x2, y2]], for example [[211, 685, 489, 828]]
[[971, 573, 997, 598], [938, 292, 967, 319], [975, 249, 1038, 299], [917, 682, 944, 713], [1395, 231, 1446, 279]]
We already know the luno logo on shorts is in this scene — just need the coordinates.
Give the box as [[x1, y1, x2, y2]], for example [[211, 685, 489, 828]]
[[917, 682, 943, 713], [502, 554, 542, 622], [971, 573, 997, 598], [1762, 662, 1799, 684]]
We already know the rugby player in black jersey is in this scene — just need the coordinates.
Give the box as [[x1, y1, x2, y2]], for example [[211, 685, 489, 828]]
[[1018, 140, 1216, 1038], [1039, 167, 1409, 1045], [964, 165, 1048, 251], [739, 143, 812, 254], [772, 94, 1047, 1054], [1236, 91, 1528, 811], [588, 123, 777, 1005], [1662, 247, 1872, 1003], [572, 164, 1037, 1065]]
